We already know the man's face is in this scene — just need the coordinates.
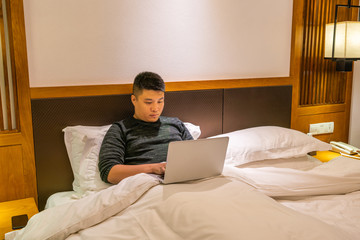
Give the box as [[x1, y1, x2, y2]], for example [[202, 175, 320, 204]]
[[131, 89, 165, 122]]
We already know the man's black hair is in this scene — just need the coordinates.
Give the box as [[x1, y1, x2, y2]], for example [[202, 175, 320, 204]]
[[133, 72, 165, 96]]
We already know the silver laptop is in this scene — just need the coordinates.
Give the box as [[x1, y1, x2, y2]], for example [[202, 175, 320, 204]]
[[158, 137, 229, 184]]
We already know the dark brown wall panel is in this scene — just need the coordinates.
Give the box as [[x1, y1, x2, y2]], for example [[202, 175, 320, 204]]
[[223, 86, 292, 134]]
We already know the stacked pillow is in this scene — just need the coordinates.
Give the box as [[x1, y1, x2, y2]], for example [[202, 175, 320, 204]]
[[63, 125, 112, 197]]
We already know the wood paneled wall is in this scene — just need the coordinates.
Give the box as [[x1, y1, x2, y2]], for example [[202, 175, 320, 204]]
[[300, 0, 357, 106], [0, 1, 19, 133], [0, 0, 37, 203], [293, 0, 357, 142]]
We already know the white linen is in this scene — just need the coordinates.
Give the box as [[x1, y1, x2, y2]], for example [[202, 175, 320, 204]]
[[6, 157, 360, 240], [183, 122, 201, 139], [44, 155, 323, 209], [44, 191, 77, 209], [209, 126, 331, 166], [119, 179, 350, 240], [239, 154, 323, 170], [223, 156, 360, 197], [6, 174, 159, 240], [67, 178, 349, 240], [63, 125, 112, 197], [278, 190, 360, 238]]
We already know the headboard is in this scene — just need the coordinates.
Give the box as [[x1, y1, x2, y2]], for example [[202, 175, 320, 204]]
[[31, 85, 292, 210]]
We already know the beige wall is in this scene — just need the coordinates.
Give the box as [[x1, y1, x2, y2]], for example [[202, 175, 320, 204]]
[[350, 62, 360, 147], [349, 2, 360, 147], [23, 0, 293, 87]]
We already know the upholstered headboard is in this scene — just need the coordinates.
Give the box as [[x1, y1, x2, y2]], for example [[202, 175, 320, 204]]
[[32, 86, 292, 210]]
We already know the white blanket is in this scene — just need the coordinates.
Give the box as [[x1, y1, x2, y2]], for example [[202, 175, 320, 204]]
[[6, 174, 160, 240], [223, 156, 360, 197], [6, 157, 360, 240]]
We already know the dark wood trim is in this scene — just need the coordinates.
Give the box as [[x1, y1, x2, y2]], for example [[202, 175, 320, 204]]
[[290, 0, 305, 128], [297, 103, 346, 115]]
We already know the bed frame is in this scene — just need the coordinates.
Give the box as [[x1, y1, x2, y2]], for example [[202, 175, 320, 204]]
[[31, 86, 292, 210]]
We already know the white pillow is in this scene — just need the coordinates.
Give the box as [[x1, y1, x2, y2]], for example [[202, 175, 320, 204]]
[[209, 126, 331, 166], [63, 122, 201, 197], [184, 122, 201, 140], [63, 125, 112, 197]]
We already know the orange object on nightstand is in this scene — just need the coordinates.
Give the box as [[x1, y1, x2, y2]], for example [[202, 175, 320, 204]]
[[313, 151, 341, 162]]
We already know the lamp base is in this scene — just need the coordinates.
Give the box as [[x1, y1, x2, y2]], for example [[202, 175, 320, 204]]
[[336, 60, 353, 71]]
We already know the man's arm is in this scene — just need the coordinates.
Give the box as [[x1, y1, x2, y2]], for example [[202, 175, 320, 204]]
[[99, 123, 168, 184], [107, 162, 166, 184], [180, 120, 194, 141]]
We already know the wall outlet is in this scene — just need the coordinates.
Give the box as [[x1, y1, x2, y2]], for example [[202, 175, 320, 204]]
[[309, 122, 334, 135]]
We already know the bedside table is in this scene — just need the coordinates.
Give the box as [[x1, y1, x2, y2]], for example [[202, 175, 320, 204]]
[[313, 151, 341, 162], [0, 198, 38, 239]]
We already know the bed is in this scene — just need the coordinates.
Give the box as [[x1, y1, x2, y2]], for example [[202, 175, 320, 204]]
[[6, 86, 360, 239]]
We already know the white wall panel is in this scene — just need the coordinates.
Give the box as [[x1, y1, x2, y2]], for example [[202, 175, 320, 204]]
[[350, 62, 360, 147], [23, 0, 293, 87]]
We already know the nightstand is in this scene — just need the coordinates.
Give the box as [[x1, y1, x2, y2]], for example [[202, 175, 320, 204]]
[[313, 150, 341, 162], [0, 198, 38, 239]]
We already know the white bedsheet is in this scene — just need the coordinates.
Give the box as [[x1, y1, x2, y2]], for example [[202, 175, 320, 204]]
[[279, 190, 360, 238], [6, 156, 360, 240], [44, 191, 77, 209]]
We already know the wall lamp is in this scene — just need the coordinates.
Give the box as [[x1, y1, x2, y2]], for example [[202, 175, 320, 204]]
[[324, 0, 360, 71]]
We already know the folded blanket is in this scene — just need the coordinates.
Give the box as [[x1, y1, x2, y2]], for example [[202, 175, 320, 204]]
[[223, 156, 360, 197]]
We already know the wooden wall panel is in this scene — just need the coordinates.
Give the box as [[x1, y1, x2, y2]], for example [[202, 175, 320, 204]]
[[0, 145, 25, 201], [293, 111, 348, 142], [299, 0, 355, 106], [0, 0, 18, 132], [292, 0, 357, 143], [0, 0, 37, 204]]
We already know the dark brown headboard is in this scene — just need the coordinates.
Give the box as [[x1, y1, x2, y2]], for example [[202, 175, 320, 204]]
[[31, 86, 292, 210]]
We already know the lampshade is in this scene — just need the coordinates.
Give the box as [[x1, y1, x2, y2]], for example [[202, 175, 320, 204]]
[[325, 21, 360, 59]]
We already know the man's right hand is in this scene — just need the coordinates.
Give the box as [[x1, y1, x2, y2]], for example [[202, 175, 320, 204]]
[[151, 162, 166, 175], [107, 162, 167, 184]]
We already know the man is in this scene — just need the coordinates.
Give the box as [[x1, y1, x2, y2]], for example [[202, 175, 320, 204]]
[[99, 72, 193, 184]]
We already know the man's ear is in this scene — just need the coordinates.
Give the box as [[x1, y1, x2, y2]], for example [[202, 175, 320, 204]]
[[131, 94, 136, 105]]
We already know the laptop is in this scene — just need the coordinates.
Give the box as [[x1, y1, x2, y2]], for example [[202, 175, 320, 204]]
[[156, 137, 229, 184]]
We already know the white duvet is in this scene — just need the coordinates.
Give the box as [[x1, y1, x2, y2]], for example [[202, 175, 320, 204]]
[[6, 157, 360, 240]]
